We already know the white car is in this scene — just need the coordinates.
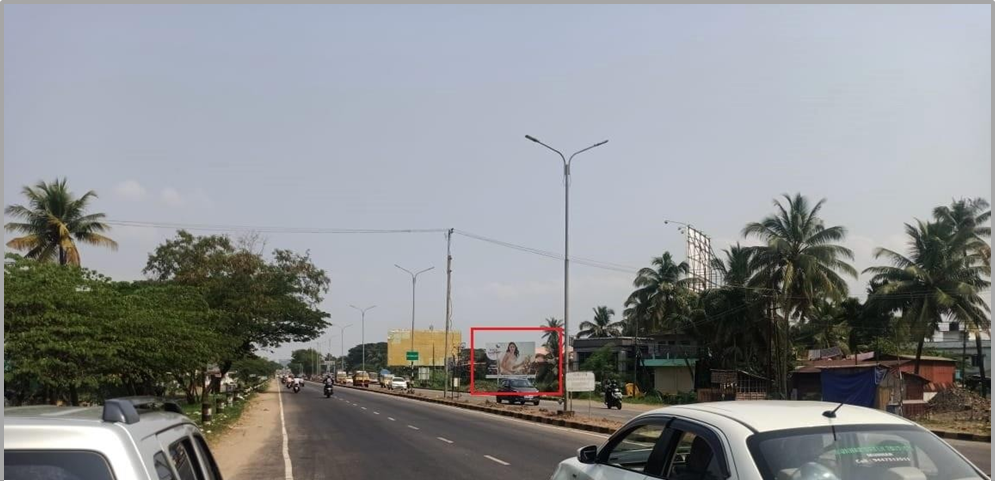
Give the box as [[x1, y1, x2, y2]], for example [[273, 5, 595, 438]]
[[390, 377, 408, 390], [552, 401, 988, 480]]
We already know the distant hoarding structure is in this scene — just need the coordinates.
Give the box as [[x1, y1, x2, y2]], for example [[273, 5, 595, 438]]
[[683, 225, 721, 293], [387, 329, 461, 367]]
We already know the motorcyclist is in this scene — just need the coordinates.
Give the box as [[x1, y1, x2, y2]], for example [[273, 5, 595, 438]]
[[604, 379, 618, 406], [323, 375, 335, 387]]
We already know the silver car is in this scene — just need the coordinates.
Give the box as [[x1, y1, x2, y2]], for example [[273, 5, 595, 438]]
[[5, 397, 222, 480]]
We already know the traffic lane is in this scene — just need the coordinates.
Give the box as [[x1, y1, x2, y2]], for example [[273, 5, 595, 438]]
[[405, 386, 651, 423], [281, 385, 508, 480], [945, 439, 991, 475], [327, 386, 610, 478]]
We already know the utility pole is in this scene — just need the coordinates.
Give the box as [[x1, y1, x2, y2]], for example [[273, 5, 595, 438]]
[[525, 135, 609, 414], [338, 324, 353, 373], [444, 228, 454, 400], [962, 328, 968, 384]]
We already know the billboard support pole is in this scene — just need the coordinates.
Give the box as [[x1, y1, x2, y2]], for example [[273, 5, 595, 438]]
[[444, 229, 454, 399]]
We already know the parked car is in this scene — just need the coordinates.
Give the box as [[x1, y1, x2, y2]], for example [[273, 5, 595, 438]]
[[496, 378, 540, 405], [389, 377, 409, 390], [5, 397, 222, 480], [551, 400, 989, 480], [353, 371, 371, 388]]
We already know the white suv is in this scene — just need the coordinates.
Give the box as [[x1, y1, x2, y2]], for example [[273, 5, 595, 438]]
[[5, 397, 222, 480]]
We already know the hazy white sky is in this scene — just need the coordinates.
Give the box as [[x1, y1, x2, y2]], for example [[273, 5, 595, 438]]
[[5, 5, 990, 360]]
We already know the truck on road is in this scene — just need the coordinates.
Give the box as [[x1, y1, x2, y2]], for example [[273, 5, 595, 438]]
[[335, 370, 347, 385]]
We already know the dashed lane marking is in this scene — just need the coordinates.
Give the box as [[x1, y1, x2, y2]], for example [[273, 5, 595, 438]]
[[484, 455, 510, 466], [437, 437, 454, 444]]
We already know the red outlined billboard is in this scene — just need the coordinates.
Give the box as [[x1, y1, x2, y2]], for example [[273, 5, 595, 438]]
[[470, 326, 564, 397]]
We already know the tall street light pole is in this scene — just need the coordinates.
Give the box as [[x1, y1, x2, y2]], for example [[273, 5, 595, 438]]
[[350, 305, 377, 373], [525, 134, 608, 413], [338, 324, 353, 373], [395, 265, 434, 372]]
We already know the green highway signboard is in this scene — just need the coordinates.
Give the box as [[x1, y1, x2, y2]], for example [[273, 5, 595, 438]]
[[406, 351, 419, 361]]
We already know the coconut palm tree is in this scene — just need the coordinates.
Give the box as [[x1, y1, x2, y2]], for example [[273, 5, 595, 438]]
[[623, 252, 691, 337], [541, 317, 563, 358], [578, 306, 623, 338], [5, 178, 117, 266], [864, 219, 991, 375], [743, 194, 857, 395]]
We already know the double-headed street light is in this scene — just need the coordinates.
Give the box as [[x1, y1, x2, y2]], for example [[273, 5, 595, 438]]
[[525, 134, 608, 413], [350, 304, 377, 373], [395, 264, 434, 370]]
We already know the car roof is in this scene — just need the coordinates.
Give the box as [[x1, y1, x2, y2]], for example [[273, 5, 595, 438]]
[[645, 401, 916, 433], [5, 405, 196, 442]]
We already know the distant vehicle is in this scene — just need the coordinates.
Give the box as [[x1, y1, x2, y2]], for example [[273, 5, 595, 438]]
[[5, 397, 222, 480], [551, 400, 989, 480], [380, 373, 395, 388], [353, 371, 371, 388], [496, 378, 540, 405], [368, 372, 379, 385], [335, 371, 347, 384], [389, 377, 408, 390], [345, 377, 354, 386]]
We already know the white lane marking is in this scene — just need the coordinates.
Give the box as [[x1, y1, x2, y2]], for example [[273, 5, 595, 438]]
[[407, 425, 420, 430], [278, 387, 294, 480], [373, 411, 380, 415], [388, 417, 396, 421], [437, 437, 454, 444], [484, 455, 510, 466], [361, 407, 367, 410]]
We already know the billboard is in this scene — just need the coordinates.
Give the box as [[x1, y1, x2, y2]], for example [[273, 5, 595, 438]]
[[685, 226, 718, 293], [484, 341, 537, 379], [387, 329, 461, 367]]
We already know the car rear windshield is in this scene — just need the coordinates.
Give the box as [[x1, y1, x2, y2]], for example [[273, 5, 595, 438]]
[[5, 450, 115, 480], [747, 424, 983, 480], [509, 379, 534, 388]]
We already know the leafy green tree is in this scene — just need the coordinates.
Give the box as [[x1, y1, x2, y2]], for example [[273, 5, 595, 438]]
[[578, 306, 623, 338], [743, 194, 857, 395], [580, 344, 619, 387], [345, 342, 388, 372], [231, 357, 283, 385], [542, 317, 563, 358], [5, 178, 117, 266], [143, 230, 331, 395], [290, 349, 322, 377]]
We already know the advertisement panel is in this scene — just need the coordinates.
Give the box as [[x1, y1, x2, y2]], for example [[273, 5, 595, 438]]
[[387, 329, 461, 367], [484, 341, 537, 379]]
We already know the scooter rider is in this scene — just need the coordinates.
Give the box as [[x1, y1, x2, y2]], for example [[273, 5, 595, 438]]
[[604, 379, 617, 406]]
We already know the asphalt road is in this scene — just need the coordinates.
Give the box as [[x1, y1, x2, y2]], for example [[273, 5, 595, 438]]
[[279, 383, 606, 479], [247, 383, 990, 479]]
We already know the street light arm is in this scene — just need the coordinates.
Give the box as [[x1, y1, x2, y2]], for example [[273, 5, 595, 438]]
[[567, 140, 609, 164], [395, 264, 415, 277], [415, 267, 435, 278], [525, 135, 566, 164]]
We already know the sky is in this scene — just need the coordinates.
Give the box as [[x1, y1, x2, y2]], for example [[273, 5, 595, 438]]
[[4, 5, 990, 361]]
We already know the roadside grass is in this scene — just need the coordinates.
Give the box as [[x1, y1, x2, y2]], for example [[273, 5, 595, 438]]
[[176, 383, 266, 444]]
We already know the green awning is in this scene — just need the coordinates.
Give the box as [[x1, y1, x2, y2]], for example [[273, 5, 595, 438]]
[[644, 359, 696, 367]]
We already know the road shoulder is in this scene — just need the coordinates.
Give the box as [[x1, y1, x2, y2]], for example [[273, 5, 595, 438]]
[[212, 380, 287, 480]]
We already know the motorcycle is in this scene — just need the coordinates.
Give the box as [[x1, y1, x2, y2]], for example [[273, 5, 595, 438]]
[[605, 386, 623, 410], [323, 384, 334, 398], [293, 383, 301, 393]]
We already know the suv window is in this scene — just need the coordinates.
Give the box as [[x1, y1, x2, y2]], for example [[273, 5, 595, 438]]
[[602, 424, 668, 474], [5, 450, 115, 480], [169, 438, 203, 480], [154, 451, 176, 480], [192, 435, 222, 480]]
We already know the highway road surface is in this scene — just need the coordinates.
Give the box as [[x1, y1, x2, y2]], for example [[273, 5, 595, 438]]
[[236, 383, 991, 479]]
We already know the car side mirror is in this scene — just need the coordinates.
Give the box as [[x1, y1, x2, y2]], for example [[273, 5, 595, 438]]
[[577, 445, 598, 464]]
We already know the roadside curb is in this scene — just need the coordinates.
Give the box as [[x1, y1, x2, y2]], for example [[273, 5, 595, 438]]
[[930, 430, 991, 443], [334, 383, 617, 435]]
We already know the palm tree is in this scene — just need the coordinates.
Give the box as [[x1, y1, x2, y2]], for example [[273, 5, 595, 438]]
[[743, 194, 857, 395], [5, 178, 117, 266], [864, 219, 990, 375], [542, 317, 563, 359], [933, 198, 991, 390], [578, 306, 623, 338], [623, 252, 691, 336]]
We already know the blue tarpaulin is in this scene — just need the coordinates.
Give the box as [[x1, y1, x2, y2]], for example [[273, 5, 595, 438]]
[[821, 368, 879, 407]]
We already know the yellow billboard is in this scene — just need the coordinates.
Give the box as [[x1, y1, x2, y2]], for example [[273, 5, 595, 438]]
[[387, 329, 461, 367]]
